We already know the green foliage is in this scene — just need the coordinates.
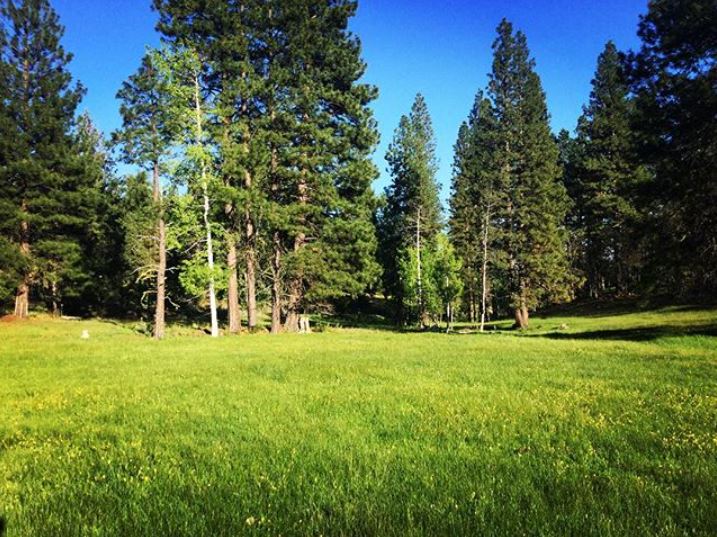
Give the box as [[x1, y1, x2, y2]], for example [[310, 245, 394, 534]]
[[379, 94, 443, 319], [629, 0, 717, 298], [569, 42, 650, 298], [0, 0, 109, 315], [432, 234, 464, 320], [487, 20, 576, 315], [449, 92, 500, 320], [399, 234, 463, 326]]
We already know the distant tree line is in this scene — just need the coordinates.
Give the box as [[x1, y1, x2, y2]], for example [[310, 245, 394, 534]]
[[0, 0, 714, 334]]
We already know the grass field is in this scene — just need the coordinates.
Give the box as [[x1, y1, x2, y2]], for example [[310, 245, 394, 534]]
[[1, 306, 716, 536]]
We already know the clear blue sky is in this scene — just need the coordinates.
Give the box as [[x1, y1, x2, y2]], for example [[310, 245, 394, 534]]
[[53, 0, 647, 199]]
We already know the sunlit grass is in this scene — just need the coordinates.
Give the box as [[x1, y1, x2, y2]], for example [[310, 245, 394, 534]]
[[1, 306, 716, 536]]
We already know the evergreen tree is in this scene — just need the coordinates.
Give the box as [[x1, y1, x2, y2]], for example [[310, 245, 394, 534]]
[[113, 53, 174, 338], [449, 91, 500, 330], [0, 0, 87, 318], [488, 19, 574, 328], [449, 122, 479, 321], [574, 41, 647, 298], [273, 0, 380, 332], [71, 112, 125, 315], [118, 171, 155, 319], [379, 93, 442, 324], [153, 0, 266, 333], [629, 0, 717, 298]]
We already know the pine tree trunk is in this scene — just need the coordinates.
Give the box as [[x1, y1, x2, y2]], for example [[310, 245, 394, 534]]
[[271, 231, 282, 334], [285, 168, 308, 334], [285, 231, 304, 333], [244, 176, 257, 330], [14, 281, 29, 319], [14, 213, 30, 318], [226, 237, 241, 334], [153, 161, 166, 340], [480, 208, 491, 332]]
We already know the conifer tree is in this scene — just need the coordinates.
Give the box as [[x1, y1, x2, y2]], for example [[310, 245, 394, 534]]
[[154, 0, 266, 333], [574, 41, 647, 297], [379, 94, 442, 324], [449, 91, 499, 330], [629, 0, 717, 297], [0, 0, 86, 318], [275, 0, 380, 332], [488, 19, 574, 328], [114, 53, 174, 339]]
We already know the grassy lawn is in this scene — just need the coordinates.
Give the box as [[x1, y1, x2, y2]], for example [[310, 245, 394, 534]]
[[1, 306, 716, 536]]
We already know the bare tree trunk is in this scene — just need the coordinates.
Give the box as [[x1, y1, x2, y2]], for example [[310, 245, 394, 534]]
[[285, 167, 308, 333], [479, 208, 491, 333], [226, 237, 241, 334], [51, 280, 60, 317], [153, 161, 166, 340], [285, 231, 304, 333], [203, 184, 219, 337], [14, 281, 29, 318], [194, 73, 219, 338], [416, 206, 426, 329], [271, 231, 282, 334], [14, 210, 30, 319], [245, 205, 257, 331]]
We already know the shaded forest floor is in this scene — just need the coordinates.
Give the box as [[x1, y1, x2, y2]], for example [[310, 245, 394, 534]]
[[1, 305, 716, 535]]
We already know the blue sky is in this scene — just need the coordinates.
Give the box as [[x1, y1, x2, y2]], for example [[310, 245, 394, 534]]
[[53, 0, 647, 199]]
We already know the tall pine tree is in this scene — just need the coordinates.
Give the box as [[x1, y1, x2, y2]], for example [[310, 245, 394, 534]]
[[0, 0, 87, 318], [449, 91, 500, 330], [573, 41, 647, 298], [629, 0, 717, 298], [488, 19, 574, 328], [379, 93, 442, 325], [114, 53, 174, 338]]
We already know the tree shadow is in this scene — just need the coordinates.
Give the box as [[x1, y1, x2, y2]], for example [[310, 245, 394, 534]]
[[537, 297, 716, 319], [533, 323, 717, 342]]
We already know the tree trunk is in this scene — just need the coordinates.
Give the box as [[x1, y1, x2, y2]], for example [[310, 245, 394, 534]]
[[14, 221, 30, 319], [479, 208, 491, 333], [14, 281, 29, 319], [271, 231, 282, 334], [245, 216, 257, 331], [194, 73, 219, 338], [51, 280, 60, 317], [203, 185, 219, 338], [514, 303, 529, 329], [285, 166, 308, 334], [153, 161, 166, 340], [227, 237, 241, 334], [284, 231, 304, 333]]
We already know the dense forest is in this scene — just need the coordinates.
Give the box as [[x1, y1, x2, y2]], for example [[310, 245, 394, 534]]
[[0, 0, 714, 337]]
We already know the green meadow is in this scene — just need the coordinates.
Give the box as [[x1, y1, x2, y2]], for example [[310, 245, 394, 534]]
[[1, 306, 716, 536]]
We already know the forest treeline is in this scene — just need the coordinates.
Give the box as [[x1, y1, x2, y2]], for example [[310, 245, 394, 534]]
[[0, 0, 714, 336]]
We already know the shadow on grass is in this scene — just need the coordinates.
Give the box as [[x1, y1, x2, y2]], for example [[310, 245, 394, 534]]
[[533, 323, 717, 342], [536, 297, 716, 320]]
